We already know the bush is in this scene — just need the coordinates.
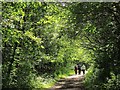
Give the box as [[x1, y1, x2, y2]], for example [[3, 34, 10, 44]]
[[84, 65, 105, 90], [85, 66, 120, 90], [103, 74, 120, 90]]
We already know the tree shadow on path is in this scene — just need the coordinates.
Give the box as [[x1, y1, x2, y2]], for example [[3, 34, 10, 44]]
[[48, 74, 85, 90]]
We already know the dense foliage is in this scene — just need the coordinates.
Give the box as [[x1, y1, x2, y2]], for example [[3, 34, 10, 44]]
[[2, 2, 92, 89], [69, 2, 120, 90], [2, 1, 120, 90]]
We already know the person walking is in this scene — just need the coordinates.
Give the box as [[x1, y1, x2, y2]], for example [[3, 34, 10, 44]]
[[81, 64, 86, 75], [74, 65, 77, 75], [77, 64, 81, 75]]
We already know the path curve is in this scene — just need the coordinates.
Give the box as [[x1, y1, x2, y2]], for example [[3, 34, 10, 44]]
[[49, 74, 85, 90]]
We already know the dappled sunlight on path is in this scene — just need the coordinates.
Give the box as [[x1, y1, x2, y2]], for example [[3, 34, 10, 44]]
[[48, 74, 85, 90]]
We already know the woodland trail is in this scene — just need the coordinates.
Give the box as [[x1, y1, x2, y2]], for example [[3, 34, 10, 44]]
[[48, 74, 85, 90]]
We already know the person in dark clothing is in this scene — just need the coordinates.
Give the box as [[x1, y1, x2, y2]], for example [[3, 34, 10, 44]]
[[77, 64, 81, 75], [74, 65, 77, 74]]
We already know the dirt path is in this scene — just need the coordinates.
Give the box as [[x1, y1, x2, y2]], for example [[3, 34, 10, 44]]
[[48, 74, 85, 90]]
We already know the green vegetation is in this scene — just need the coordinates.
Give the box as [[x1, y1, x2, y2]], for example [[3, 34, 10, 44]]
[[1, 1, 120, 90], [69, 2, 120, 90]]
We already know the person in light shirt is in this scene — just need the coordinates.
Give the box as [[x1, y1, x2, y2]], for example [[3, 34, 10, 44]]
[[81, 64, 86, 74]]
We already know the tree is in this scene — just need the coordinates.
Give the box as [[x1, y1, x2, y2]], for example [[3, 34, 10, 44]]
[[69, 2, 120, 89]]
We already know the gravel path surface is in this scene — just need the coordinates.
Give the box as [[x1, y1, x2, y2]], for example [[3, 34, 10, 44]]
[[49, 74, 85, 90]]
